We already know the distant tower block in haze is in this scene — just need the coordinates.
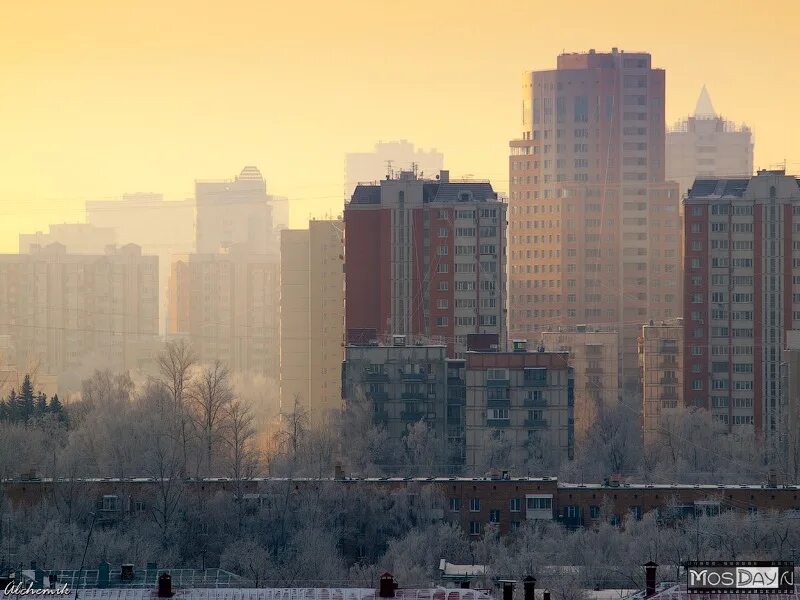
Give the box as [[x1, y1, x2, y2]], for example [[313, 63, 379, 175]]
[[195, 166, 278, 255], [667, 85, 754, 197], [344, 140, 444, 198], [19, 223, 116, 255], [85, 192, 195, 335], [508, 48, 681, 392], [345, 170, 506, 358], [280, 219, 344, 424]]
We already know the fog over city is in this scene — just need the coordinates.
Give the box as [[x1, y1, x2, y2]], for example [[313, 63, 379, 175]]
[[1, 2, 800, 600]]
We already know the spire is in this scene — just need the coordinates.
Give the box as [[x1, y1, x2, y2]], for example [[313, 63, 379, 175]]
[[694, 85, 716, 118]]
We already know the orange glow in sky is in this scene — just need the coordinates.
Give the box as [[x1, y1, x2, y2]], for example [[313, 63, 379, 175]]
[[1, 0, 798, 250]]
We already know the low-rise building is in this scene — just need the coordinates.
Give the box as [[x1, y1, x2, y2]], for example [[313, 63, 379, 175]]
[[541, 327, 619, 443], [465, 341, 574, 471], [640, 319, 683, 446]]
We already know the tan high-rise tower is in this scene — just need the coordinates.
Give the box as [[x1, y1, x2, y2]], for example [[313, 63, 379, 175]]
[[508, 49, 681, 391], [280, 220, 344, 423]]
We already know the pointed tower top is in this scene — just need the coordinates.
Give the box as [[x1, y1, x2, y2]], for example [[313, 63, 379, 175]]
[[694, 85, 716, 118]]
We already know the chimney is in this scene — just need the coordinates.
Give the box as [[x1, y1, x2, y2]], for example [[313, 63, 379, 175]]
[[158, 573, 173, 598], [121, 564, 135, 582], [379, 572, 398, 598], [439, 170, 449, 183], [644, 562, 657, 598], [98, 561, 110, 589], [502, 581, 515, 600], [523, 576, 536, 600], [768, 468, 777, 488]]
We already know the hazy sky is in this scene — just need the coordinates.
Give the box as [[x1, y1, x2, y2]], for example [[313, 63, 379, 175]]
[[1, 0, 798, 251]]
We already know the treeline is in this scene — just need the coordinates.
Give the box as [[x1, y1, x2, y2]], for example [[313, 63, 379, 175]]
[[2, 482, 800, 598], [0, 374, 66, 425]]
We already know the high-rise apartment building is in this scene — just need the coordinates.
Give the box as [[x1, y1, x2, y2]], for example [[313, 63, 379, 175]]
[[345, 170, 506, 358], [465, 341, 574, 471], [508, 48, 681, 391], [280, 219, 344, 422], [667, 86, 754, 198], [683, 170, 800, 444], [86, 192, 195, 334], [19, 223, 117, 255], [0, 243, 159, 377], [541, 327, 619, 443], [168, 244, 280, 376], [345, 140, 444, 198], [639, 318, 683, 445], [195, 166, 279, 255]]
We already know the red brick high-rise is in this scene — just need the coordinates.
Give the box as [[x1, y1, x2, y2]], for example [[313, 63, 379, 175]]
[[683, 170, 800, 447], [345, 170, 507, 358], [508, 48, 681, 391]]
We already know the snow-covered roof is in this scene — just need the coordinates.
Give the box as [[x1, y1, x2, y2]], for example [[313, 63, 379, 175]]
[[6, 589, 494, 600]]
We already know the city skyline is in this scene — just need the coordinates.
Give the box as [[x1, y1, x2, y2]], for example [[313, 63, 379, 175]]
[[2, 0, 798, 252]]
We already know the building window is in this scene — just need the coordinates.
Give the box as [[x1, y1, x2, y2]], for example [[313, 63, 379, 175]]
[[438, 227, 448, 238], [102, 495, 119, 512], [526, 496, 552, 510], [489, 509, 501, 523], [589, 505, 600, 519], [470, 497, 480, 512], [510, 521, 521, 532], [449, 497, 461, 511], [469, 521, 481, 535], [510, 498, 521, 512]]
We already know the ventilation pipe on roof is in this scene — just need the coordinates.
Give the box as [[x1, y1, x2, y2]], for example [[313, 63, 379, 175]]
[[379, 572, 398, 598], [644, 562, 658, 598]]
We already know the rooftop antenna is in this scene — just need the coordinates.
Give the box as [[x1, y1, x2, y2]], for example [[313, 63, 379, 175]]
[[385, 160, 394, 180], [411, 162, 419, 178]]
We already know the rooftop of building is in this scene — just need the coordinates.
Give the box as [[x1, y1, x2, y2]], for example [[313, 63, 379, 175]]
[[687, 170, 800, 199], [349, 171, 498, 205], [2, 475, 796, 490]]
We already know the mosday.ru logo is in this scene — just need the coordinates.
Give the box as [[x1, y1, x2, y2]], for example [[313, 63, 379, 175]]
[[686, 562, 794, 594]]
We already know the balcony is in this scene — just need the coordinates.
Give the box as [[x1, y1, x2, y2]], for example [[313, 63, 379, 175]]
[[659, 376, 678, 385], [660, 391, 677, 401], [363, 372, 389, 382], [448, 376, 465, 386], [487, 398, 511, 409], [373, 410, 389, 424], [401, 372, 427, 381], [401, 411, 425, 422], [368, 390, 389, 401], [401, 391, 426, 400], [523, 397, 547, 408], [486, 378, 510, 387], [659, 360, 679, 369], [486, 418, 510, 427], [524, 418, 548, 428]]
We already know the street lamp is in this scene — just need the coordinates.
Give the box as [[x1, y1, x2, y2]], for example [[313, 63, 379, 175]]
[[74, 511, 98, 600]]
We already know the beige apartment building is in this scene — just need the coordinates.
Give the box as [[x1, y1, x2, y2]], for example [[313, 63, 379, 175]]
[[508, 49, 682, 394], [19, 223, 117, 255], [639, 318, 683, 446], [280, 219, 344, 422], [541, 327, 619, 443], [0, 243, 159, 379], [666, 86, 754, 198], [465, 342, 574, 472], [168, 245, 279, 376]]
